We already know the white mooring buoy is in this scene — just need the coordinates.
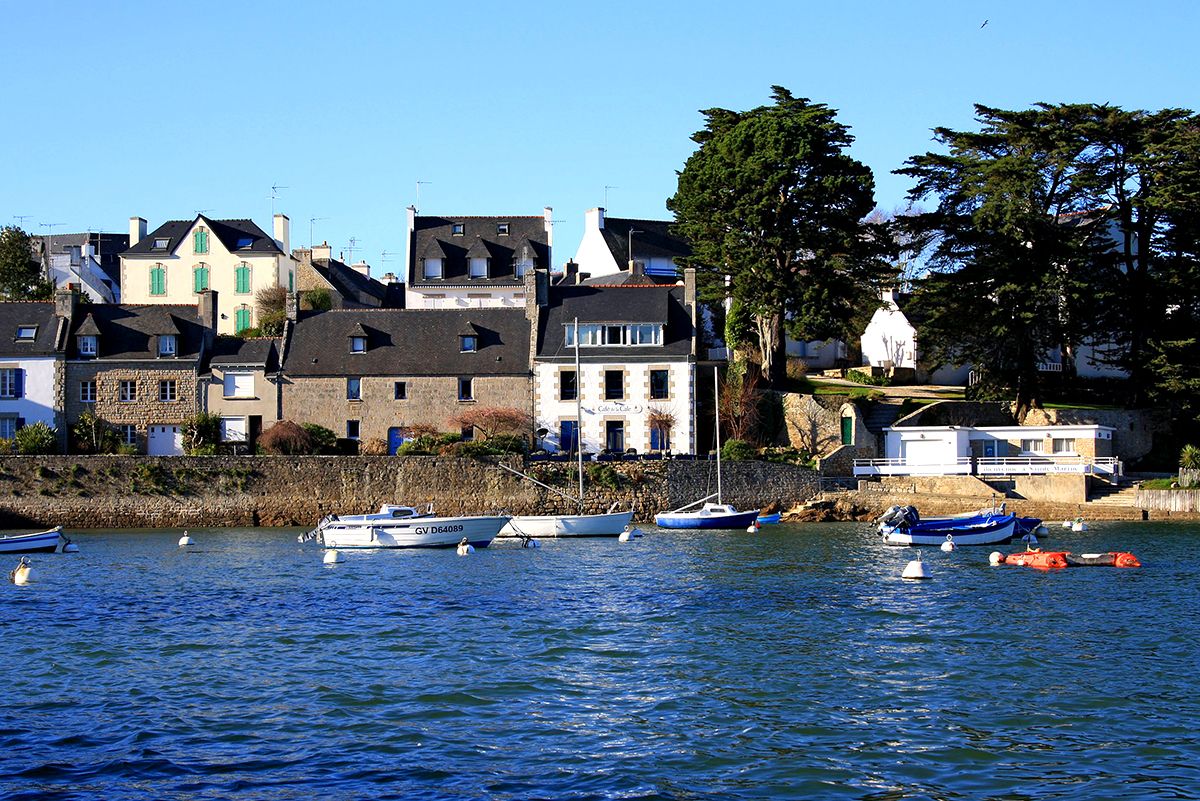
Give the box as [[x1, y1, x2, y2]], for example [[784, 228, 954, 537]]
[[457, 538, 475, 556], [1071, 517, 1088, 532], [902, 555, 931, 580], [9, 557, 32, 585], [940, 534, 957, 553], [745, 522, 759, 534], [989, 551, 1004, 566], [178, 531, 193, 547], [61, 537, 79, 554], [323, 549, 344, 565]]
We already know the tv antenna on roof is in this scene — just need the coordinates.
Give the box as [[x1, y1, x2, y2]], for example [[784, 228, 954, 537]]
[[604, 185, 619, 209], [381, 249, 396, 263], [40, 222, 65, 270], [194, 209, 213, 217], [309, 217, 329, 248], [13, 215, 33, 227], [415, 180, 431, 212], [270, 183, 289, 216], [346, 236, 361, 263]]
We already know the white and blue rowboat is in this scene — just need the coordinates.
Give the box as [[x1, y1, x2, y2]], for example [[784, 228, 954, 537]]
[[0, 527, 64, 554], [305, 505, 508, 549], [499, 509, 634, 538], [882, 514, 1018, 547], [655, 503, 761, 530]]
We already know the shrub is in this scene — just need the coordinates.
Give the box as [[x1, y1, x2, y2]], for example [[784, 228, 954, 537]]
[[258, 310, 286, 337], [301, 423, 338, 454], [786, 357, 808, 381], [181, 413, 222, 454], [847, 388, 886, 403], [360, 437, 388, 455], [301, 287, 332, 311], [259, 420, 315, 455], [586, 463, 622, 490], [846, 369, 891, 386], [486, 434, 528, 455], [14, 422, 58, 455], [1180, 444, 1200, 471], [446, 406, 531, 440], [71, 411, 118, 454], [720, 438, 757, 461], [116, 443, 138, 455]]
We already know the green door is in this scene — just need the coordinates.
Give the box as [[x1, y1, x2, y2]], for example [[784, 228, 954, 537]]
[[841, 416, 853, 445]]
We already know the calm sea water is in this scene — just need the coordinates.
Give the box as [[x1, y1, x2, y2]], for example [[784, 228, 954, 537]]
[[1, 521, 1198, 800]]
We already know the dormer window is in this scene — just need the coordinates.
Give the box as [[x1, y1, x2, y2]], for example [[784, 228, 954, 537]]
[[236, 236, 254, 249], [78, 335, 97, 356], [158, 335, 177, 357], [451, 223, 465, 236], [423, 258, 443, 279], [460, 335, 477, 353], [514, 258, 533, 278], [194, 228, 209, 254], [152, 238, 170, 250], [469, 257, 489, 279], [497, 223, 510, 235], [15, 325, 37, 341], [350, 336, 367, 353]]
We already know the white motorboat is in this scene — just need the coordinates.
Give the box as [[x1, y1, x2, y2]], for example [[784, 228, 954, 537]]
[[0, 527, 64, 554], [305, 505, 508, 549], [499, 509, 634, 538]]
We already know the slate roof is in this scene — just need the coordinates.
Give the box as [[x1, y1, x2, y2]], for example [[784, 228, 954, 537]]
[[0, 303, 63, 356], [283, 308, 531, 377], [209, 336, 279, 371], [599, 216, 691, 273], [409, 215, 549, 287], [66, 305, 208, 360], [536, 285, 694, 361], [311, 258, 393, 307], [123, 216, 283, 257]]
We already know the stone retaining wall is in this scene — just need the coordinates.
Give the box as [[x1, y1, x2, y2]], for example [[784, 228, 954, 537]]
[[0, 455, 820, 529]]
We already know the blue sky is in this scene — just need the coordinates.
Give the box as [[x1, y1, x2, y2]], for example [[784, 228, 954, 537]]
[[2, 0, 1197, 273]]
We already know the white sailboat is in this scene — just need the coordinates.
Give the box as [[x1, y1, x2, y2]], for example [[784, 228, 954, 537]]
[[654, 367, 759, 530], [305, 504, 509, 549], [498, 317, 634, 538]]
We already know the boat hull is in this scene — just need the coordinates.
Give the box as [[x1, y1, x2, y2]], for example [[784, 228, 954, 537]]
[[756, 512, 782, 525], [0, 528, 63, 554], [498, 510, 634, 538], [883, 516, 1017, 547], [654, 509, 761, 530], [319, 516, 508, 549]]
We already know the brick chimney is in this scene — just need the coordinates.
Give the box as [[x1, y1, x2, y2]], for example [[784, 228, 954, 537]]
[[55, 285, 80, 322], [198, 289, 218, 332], [285, 291, 299, 322], [564, 259, 579, 285], [129, 216, 147, 247], [683, 267, 698, 357]]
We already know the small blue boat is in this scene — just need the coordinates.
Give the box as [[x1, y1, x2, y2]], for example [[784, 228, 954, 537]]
[[655, 503, 761, 530], [756, 512, 782, 525], [0, 527, 63, 554]]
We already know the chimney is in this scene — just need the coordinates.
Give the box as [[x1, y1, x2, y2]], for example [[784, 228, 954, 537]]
[[351, 262, 371, 278], [55, 285, 80, 322], [129, 217, 147, 247], [198, 289, 218, 332], [285, 291, 299, 322], [683, 267, 698, 350], [524, 268, 548, 323], [882, 286, 900, 307], [273, 214, 290, 253], [630, 259, 646, 280], [312, 241, 333, 261], [586, 207, 605, 231], [565, 259, 579, 285], [543, 206, 554, 247]]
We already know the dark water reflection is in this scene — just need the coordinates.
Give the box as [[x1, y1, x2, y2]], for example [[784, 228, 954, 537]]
[[1, 522, 1198, 799]]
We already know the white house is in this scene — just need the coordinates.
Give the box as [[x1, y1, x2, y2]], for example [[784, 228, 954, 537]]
[[532, 279, 698, 455], [121, 213, 296, 335], [0, 300, 67, 443], [39, 232, 126, 303], [405, 207, 553, 309]]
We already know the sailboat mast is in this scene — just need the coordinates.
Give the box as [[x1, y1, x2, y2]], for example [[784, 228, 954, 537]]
[[575, 317, 584, 510], [714, 365, 722, 505]]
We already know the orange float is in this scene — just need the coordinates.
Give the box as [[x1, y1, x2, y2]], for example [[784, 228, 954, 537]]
[[997, 548, 1140, 570]]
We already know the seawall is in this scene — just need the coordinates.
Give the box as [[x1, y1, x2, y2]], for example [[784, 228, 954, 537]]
[[0, 456, 820, 529]]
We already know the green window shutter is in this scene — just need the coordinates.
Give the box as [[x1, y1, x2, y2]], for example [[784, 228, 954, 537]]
[[236, 264, 250, 293], [150, 266, 165, 295], [193, 267, 208, 292], [235, 308, 251, 333]]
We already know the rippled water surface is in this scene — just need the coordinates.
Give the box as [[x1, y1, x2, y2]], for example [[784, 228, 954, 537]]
[[2, 521, 1199, 800]]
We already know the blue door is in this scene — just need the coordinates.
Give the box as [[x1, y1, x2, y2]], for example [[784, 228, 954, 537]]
[[982, 440, 997, 458], [560, 420, 578, 453], [388, 427, 407, 455]]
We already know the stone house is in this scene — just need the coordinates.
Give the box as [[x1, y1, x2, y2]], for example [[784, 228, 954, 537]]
[[294, 243, 402, 309], [64, 291, 217, 454], [121, 213, 296, 335], [280, 305, 531, 451], [204, 336, 282, 449], [404, 207, 553, 309], [0, 298, 70, 446], [531, 273, 700, 455]]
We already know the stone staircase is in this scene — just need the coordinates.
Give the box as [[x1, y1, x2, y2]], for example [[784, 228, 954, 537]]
[[1088, 481, 1142, 507], [863, 400, 906, 435]]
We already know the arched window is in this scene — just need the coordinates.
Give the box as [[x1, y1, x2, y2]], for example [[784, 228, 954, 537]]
[[150, 264, 166, 296], [235, 263, 251, 294], [235, 306, 252, 334], [193, 263, 210, 293], [193, 228, 209, 254]]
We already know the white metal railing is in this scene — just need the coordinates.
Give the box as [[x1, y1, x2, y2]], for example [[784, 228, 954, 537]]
[[1037, 362, 1064, 373], [853, 456, 1121, 477], [853, 457, 973, 477]]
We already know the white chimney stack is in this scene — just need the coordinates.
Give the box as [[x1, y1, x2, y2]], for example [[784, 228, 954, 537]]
[[586, 207, 605, 232], [273, 213, 290, 254], [352, 262, 371, 278], [543, 206, 554, 247], [130, 216, 147, 247]]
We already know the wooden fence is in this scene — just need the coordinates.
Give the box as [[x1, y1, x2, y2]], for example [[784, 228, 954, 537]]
[[1135, 489, 1200, 513]]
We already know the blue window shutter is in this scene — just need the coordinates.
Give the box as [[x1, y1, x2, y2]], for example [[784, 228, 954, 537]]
[[14, 369, 23, 399]]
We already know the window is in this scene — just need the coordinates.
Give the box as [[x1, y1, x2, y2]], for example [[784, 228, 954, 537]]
[[235, 307, 252, 334], [514, 258, 533, 278], [346, 420, 360, 440], [605, 420, 625, 451], [651, 427, 670, 451], [347, 377, 362, 401], [119, 380, 137, 402], [1021, 438, 1045, 454], [235, 263, 252, 294], [0, 417, 16, 440], [78, 335, 97, 356], [422, 258, 443, 279], [458, 377, 474, 401], [223, 372, 254, 398], [150, 264, 166, 296], [80, 380, 96, 403], [66, 245, 81, 266], [559, 420, 578, 453], [605, 370, 624, 400], [629, 324, 662, 346], [159, 380, 177, 402], [158, 335, 177, 357], [350, 336, 367, 353], [236, 237, 254, 249], [460, 335, 477, 352], [152, 238, 170, 250], [394, 381, 407, 400], [1052, 438, 1076, 454], [497, 222, 510, 235], [15, 325, 37, 341], [461, 425, 475, 442], [193, 264, 210, 292], [0, 368, 20, 399], [119, 424, 137, 445], [564, 323, 662, 347], [451, 223, 465, 236], [194, 229, 209, 254], [220, 417, 248, 443], [649, 369, 669, 400], [560, 370, 577, 401], [469, 257, 489, 278]]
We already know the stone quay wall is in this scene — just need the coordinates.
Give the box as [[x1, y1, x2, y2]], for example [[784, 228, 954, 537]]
[[0, 455, 820, 529]]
